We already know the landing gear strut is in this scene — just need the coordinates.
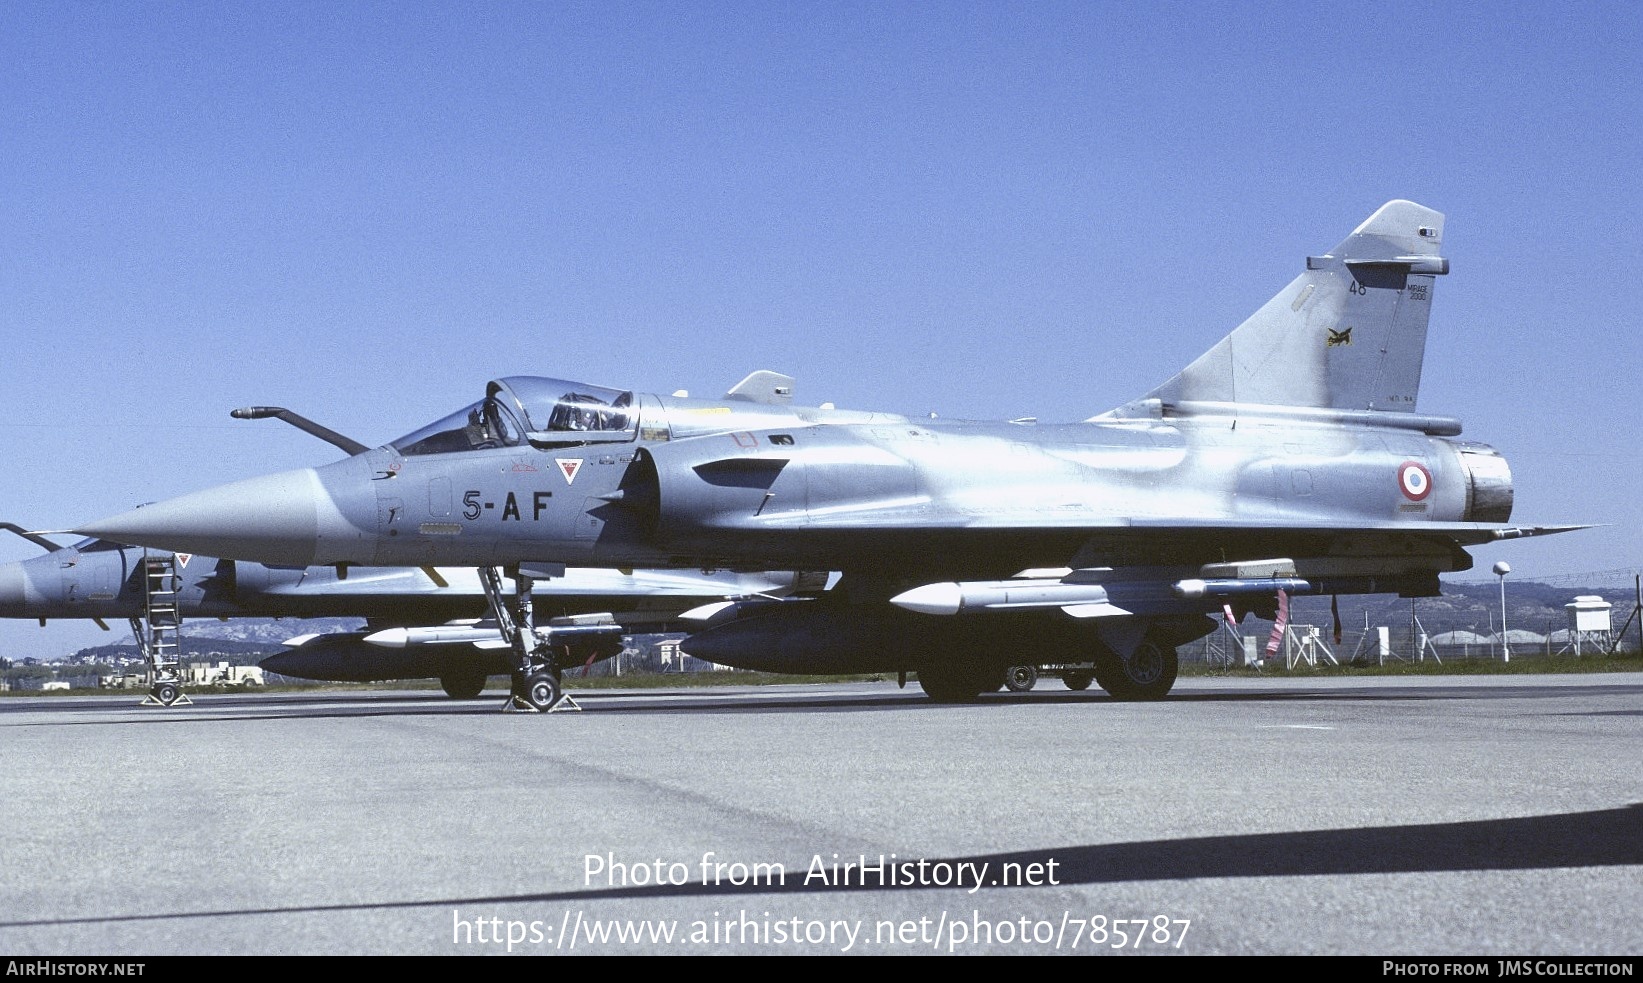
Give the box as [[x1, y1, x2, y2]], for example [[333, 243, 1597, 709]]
[[480, 566, 579, 713]]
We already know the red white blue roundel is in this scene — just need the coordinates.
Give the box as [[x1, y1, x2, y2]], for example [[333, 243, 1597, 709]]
[[1398, 461, 1433, 501]]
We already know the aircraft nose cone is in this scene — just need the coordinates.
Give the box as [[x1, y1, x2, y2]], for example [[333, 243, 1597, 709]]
[[75, 468, 362, 568]]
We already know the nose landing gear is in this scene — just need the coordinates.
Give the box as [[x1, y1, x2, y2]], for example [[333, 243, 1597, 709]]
[[480, 566, 581, 714]]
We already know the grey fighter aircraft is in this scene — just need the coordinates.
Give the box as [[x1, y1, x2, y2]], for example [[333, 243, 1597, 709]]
[[77, 201, 1581, 709], [0, 526, 817, 704]]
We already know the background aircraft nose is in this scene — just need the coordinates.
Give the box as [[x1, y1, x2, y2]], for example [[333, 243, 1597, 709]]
[[0, 562, 34, 618], [75, 468, 357, 568]]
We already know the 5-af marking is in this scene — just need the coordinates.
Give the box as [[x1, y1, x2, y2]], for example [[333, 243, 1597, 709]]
[[464, 490, 554, 521]]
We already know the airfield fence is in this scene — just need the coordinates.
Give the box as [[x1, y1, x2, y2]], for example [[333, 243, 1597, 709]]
[[1184, 616, 1642, 668], [1183, 574, 1643, 668]]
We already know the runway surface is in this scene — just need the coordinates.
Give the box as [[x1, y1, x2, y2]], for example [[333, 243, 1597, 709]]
[[1, 673, 1639, 956]]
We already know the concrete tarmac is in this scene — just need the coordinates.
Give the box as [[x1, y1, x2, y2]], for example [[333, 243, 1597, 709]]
[[1, 673, 1639, 956]]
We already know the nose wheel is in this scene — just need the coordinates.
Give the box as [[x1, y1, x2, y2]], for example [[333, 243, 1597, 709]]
[[141, 677, 192, 707], [507, 669, 568, 713]]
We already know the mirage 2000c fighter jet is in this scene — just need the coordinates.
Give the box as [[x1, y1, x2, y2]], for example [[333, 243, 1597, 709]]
[[78, 201, 1583, 711], [0, 524, 819, 705]]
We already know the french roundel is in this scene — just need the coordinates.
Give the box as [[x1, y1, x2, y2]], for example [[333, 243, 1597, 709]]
[[1398, 461, 1433, 501]]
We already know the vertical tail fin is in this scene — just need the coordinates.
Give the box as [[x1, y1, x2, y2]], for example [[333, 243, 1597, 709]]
[[1117, 200, 1448, 416]]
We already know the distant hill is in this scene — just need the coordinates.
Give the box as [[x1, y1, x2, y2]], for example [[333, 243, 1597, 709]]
[[73, 637, 294, 664], [168, 616, 364, 645], [68, 617, 363, 665]]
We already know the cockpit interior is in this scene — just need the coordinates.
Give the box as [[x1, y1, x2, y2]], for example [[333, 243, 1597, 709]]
[[390, 377, 638, 456]]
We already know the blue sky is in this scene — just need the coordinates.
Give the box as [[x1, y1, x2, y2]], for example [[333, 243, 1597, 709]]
[[3, 2, 1640, 657]]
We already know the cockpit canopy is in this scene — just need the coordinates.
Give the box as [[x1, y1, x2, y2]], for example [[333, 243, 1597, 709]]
[[390, 377, 638, 456]]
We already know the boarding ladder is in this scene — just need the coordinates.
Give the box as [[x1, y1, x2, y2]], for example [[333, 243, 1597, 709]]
[[134, 552, 190, 706]]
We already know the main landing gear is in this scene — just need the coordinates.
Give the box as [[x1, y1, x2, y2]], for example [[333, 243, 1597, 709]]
[[1093, 634, 1179, 701], [480, 566, 580, 714]]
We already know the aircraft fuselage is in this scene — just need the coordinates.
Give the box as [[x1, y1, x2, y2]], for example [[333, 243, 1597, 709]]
[[219, 409, 1512, 588]]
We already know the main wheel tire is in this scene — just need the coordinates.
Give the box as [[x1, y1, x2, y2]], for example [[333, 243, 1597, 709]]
[[520, 671, 562, 712], [154, 682, 180, 706], [1097, 638, 1178, 701], [439, 670, 488, 700], [1004, 665, 1039, 692], [1062, 670, 1094, 691], [917, 664, 991, 703]]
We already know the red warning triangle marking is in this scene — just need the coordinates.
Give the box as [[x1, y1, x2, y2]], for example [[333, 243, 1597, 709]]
[[556, 459, 582, 485], [175, 553, 193, 568]]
